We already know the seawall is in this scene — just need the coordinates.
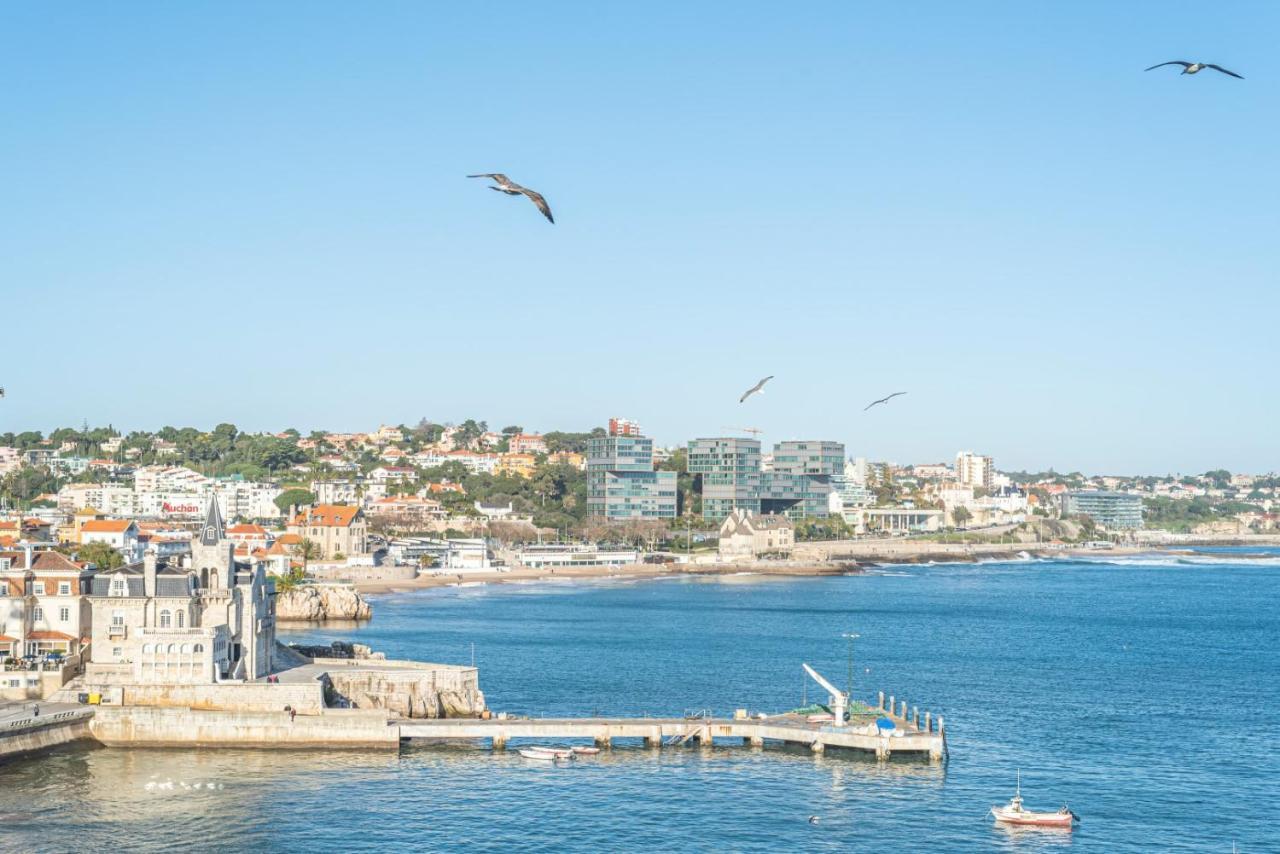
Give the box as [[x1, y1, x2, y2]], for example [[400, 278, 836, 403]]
[[0, 709, 94, 760], [90, 706, 400, 749]]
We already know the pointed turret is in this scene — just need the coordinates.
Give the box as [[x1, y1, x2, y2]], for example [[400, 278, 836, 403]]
[[201, 496, 225, 546]]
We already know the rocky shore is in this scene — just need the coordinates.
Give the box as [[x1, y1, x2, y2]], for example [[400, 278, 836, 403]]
[[275, 584, 373, 621]]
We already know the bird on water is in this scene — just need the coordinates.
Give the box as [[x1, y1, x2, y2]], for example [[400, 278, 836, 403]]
[[864, 391, 907, 411], [1144, 61, 1243, 79], [808, 815, 820, 825], [466, 173, 555, 223], [739, 376, 774, 403]]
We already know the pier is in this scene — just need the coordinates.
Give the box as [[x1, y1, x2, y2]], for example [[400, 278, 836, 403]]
[[398, 692, 946, 761]]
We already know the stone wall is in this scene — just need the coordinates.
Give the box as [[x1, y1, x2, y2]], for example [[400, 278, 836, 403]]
[[0, 710, 94, 759], [89, 706, 399, 749], [322, 661, 485, 719], [75, 681, 327, 714], [275, 584, 373, 621]]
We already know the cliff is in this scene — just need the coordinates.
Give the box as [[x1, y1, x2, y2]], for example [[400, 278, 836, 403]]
[[275, 584, 373, 622]]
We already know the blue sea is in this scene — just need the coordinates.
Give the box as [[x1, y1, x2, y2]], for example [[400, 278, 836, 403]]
[[2, 552, 1277, 852]]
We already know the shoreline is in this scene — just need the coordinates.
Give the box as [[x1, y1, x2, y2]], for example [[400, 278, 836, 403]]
[[348, 539, 1278, 596]]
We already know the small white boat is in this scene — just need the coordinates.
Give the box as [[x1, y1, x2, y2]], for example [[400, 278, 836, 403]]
[[524, 746, 575, 760], [518, 748, 558, 761], [991, 772, 1078, 829], [571, 746, 601, 756]]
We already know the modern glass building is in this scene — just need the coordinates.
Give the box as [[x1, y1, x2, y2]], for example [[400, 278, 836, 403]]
[[586, 432, 677, 520], [1060, 491, 1144, 530], [689, 437, 844, 520]]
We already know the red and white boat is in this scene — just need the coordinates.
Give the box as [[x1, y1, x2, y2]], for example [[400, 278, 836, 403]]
[[990, 773, 1079, 829], [571, 746, 601, 756]]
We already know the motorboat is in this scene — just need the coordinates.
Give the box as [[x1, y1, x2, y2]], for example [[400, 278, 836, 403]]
[[571, 746, 601, 756], [990, 772, 1078, 829], [518, 748, 558, 761], [523, 746, 575, 760]]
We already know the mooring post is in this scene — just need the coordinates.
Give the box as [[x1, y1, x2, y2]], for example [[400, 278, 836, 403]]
[[889, 695, 895, 716], [595, 734, 612, 749], [925, 711, 932, 733], [492, 734, 507, 752], [749, 734, 764, 748], [878, 691, 885, 711], [646, 727, 662, 748], [913, 707, 919, 730], [901, 700, 908, 720], [939, 716, 945, 740], [810, 739, 825, 755]]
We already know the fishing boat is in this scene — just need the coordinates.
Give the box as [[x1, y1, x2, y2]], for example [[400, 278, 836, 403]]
[[571, 746, 600, 756], [990, 772, 1079, 829]]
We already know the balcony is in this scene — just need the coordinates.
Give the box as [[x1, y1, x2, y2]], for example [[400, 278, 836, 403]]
[[108, 624, 127, 639]]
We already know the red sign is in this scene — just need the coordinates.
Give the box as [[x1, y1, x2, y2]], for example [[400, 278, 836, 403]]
[[162, 502, 200, 514]]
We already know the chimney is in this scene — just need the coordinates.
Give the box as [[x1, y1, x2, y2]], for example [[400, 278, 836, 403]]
[[144, 552, 158, 598], [22, 542, 34, 569]]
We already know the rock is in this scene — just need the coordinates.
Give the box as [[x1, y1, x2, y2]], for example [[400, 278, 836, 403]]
[[275, 584, 373, 622], [324, 670, 486, 719]]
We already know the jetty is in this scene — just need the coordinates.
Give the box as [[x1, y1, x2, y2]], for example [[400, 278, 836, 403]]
[[399, 690, 946, 761]]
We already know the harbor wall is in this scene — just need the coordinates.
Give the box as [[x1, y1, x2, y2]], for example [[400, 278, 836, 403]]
[[89, 706, 399, 749], [77, 681, 327, 714], [0, 710, 94, 760]]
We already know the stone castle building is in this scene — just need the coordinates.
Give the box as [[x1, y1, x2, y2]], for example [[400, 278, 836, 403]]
[[86, 499, 276, 684]]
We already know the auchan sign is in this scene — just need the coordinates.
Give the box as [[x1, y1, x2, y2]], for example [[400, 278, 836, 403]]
[[162, 502, 201, 515]]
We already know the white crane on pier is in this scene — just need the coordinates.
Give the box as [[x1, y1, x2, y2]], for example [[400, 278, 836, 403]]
[[802, 663, 847, 728]]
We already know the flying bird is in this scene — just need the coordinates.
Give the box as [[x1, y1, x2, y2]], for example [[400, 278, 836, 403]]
[[1144, 61, 1243, 79], [739, 376, 774, 403], [466, 173, 555, 223], [863, 392, 906, 412]]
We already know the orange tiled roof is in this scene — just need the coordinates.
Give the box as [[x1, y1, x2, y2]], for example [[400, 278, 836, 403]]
[[276, 533, 304, 545], [227, 524, 268, 535], [294, 505, 361, 528], [27, 630, 75, 641], [0, 635, 17, 643], [80, 520, 134, 533]]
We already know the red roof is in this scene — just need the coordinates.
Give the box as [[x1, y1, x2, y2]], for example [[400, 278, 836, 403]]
[[0, 635, 17, 643], [293, 505, 361, 528], [227, 524, 268, 535], [27, 630, 75, 641]]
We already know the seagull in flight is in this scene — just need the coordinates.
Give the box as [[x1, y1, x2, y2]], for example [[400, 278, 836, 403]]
[[466, 173, 555, 223], [1144, 61, 1243, 79], [739, 376, 774, 403], [864, 391, 906, 412]]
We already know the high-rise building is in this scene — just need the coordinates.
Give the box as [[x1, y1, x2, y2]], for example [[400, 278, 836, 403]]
[[587, 426, 677, 520], [688, 437, 845, 520], [688, 438, 762, 520], [608, 417, 643, 437], [955, 451, 994, 490]]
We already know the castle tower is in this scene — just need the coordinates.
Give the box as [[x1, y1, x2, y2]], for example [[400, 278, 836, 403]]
[[191, 495, 234, 590]]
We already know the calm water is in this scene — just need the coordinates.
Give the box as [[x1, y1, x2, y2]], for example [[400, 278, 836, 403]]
[[2, 554, 1277, 852]]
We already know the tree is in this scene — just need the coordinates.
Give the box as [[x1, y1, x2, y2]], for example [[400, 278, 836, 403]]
[[275, 489, 316, 515], [952, 506, 973, 528], [274, 565, 307, 591], [501, 425, 523, 436], [291, 538, 322, 568], [78, 541, 124, 570]]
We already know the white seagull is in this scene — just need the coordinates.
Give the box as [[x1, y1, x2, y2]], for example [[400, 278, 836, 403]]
[[864, 391, 906, 412], [739, 376, 774, 403], [1144, 61, 1243, 79], [467, 173, 555, 223]]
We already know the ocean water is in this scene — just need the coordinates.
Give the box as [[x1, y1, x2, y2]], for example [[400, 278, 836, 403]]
[[2, 554, 1277, 852]]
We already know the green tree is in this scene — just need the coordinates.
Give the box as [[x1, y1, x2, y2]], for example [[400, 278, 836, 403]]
[[952, 506, 973, 528], [78, 541, 124, 570], [274, 565, 307, 591], [274, 488, 317, 515], [291, 538, 322, 568]]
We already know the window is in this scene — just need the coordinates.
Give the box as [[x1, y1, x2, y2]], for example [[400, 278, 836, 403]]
[[167, 644, 177, 654], [177, 611, 184, 628], [32, 607, 43, 622], [193, 643, 204, 653], [111, 610, 124, 626], [180, 644, 190, 654], [110, 577, 127, 597], [58, 582, 71, 596], [142, 643, 152, 654], [34, 582, 45, 595], [159, 610, 171, 628], [112, 647, 122, 658], [59, 607, 70, 622]]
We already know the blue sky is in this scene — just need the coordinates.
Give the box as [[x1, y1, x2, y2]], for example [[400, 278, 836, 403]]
[[1, 2, 1276, 475]]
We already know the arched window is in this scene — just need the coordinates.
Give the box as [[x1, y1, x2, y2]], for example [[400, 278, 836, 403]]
[[167, 644, 177, 654], [193, 643, 204, 653], [159, 610, 171, 628], [177, 610, 185, 628], [142, 644, 152, 654], [200, 568, 209, 589], [180, 643, 191, 654]]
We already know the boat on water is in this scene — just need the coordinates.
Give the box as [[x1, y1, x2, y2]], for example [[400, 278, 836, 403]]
[[991, 773, 1079, 829], [522, 746, 576, 760], [571, 746, 600, 756]]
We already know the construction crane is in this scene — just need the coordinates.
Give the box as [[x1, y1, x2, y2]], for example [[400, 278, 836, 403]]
[[722, 426, 763, 437]]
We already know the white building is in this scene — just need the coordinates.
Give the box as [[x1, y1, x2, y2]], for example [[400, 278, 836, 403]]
[[955, 451, 994, 490]]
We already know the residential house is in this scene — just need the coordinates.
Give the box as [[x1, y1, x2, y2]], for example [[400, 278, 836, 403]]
[[80, 519, 143, 563], [287, 505, 369, 559], [508, 433, 548, 455], [717, 510, 795, 558]]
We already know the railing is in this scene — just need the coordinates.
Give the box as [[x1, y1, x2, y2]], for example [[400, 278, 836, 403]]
[[1, 708, 93, 733], [2, 659, 69, 673], [108, 624, 127, 638]]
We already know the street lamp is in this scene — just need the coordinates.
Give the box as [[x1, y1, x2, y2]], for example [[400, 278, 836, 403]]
[[841, 631, 861, 703]]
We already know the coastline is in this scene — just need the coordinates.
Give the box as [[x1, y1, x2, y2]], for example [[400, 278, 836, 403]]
[[350, 540, 1263, 595]]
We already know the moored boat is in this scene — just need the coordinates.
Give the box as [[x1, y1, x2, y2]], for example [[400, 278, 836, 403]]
[[990, 773, 1078, 829], [571, 746, 600, 756], [524, 746, 575, 760], [518, 748, 558, 761]]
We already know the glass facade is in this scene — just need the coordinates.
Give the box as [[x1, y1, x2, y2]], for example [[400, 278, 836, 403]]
[[587, 434, 677, 519], [689, 437, 844, 520], [1060, 491, 1144, 530]]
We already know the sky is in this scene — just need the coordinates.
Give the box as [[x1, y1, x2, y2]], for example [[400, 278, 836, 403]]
[[0, 2, 1277, 475]]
